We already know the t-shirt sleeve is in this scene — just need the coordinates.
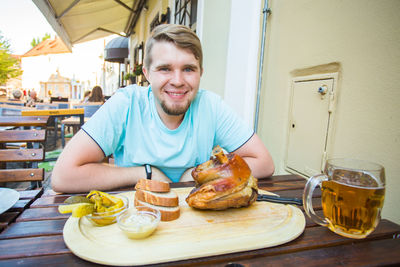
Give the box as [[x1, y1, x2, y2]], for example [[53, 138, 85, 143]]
[[81, 90, 129, 156], [212, 93, 254, 152]]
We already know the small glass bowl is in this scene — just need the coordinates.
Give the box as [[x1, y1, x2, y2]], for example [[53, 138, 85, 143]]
[[117, 206, 161, 239], [85, 195, 129, 226]]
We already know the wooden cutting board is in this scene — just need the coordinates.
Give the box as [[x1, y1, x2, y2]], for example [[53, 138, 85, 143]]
[[63, 188, 305, 266]]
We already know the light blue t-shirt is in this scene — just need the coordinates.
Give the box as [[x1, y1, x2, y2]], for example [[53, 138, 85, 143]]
[[82, 85, 253, 182]]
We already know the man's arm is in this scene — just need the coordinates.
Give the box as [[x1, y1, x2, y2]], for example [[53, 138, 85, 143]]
[[51, 130, 169, 193], [233, 134, 274, 178]]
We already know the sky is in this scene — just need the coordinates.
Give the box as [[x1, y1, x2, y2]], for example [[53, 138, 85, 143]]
[[0, 0, 56, 55], [0, 0, 117, 94]]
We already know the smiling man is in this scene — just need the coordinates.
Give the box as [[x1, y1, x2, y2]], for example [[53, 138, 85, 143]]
[[51, 24, 274, 193]]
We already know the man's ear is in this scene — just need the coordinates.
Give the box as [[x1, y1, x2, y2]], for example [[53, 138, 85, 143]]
[[142, 66, 150, 81]]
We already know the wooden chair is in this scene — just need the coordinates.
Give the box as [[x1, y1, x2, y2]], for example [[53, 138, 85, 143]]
[[21, 108, 84, 149], [60, 102, 102, 147], [0, 100, 25, 107], [0, 116, 50, 190], [0, 104, 35, 116], [52, 101, 70, 109]]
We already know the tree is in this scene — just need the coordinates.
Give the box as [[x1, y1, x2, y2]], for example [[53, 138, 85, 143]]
[[30, 33, 51, 48], [0, 33, 22, 85]]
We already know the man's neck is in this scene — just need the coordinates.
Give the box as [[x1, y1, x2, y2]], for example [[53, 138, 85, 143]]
[[155, 104, 184, 130], [158, 111, 185, 130]]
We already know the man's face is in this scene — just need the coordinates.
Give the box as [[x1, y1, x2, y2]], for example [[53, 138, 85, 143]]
[[143, 41, 202, 117]]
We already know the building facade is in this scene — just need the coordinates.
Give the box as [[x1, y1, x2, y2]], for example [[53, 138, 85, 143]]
[[34, 0, 400, 224]]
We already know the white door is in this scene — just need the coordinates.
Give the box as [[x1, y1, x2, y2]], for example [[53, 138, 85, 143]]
[[286, 77, 335, 177]]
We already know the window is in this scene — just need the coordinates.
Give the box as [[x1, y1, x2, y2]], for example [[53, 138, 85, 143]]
[[174, 0, 197, 31], [150, 8, 171, 33]]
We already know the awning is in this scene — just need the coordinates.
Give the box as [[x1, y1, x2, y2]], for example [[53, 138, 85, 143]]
[[104, 36, 129, 63], [33, 0, 147, 51]]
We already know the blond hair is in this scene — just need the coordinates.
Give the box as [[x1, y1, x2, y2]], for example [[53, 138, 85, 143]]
[[144, 24, 203, 70]]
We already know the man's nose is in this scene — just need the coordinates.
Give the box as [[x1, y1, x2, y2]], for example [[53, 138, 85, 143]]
[[170, 70, 184, 86]]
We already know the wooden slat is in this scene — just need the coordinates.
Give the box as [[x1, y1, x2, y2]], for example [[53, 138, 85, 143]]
[[9, 199, 34, 212], [21, 108, 84, 116], [17, 189, 43, 200], [0, 212, 19, 231], [230, 238, 400, 267], [30, 195, 73, 208], [0, 116, 49, 127], [0, 219, 66, 239], [0, 254, 98, 266], [0, 101, 25, 106], [0, 130, 46, 143], [0, 169, 44, 183], [0, 148, 44, 162], [258, 180, 306, 191], [16, 207, 69, 222], [0, 235, 69, 260]]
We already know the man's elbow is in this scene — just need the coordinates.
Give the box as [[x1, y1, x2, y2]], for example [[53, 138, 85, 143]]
[[51, 162, 69, 193], [266, 163, 275, 177], [260, 156, 275, 178], [51, 170, 64, 193]]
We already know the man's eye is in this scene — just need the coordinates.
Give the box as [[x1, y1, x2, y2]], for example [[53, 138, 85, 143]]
[[184, 67, 194, 72], [159, 67, 170, 72]]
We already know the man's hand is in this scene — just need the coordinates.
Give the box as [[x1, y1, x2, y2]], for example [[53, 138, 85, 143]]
[[149, 167, 172, 182]]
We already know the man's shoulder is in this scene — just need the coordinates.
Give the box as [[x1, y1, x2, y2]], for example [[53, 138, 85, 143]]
[[195, 89, 223, 105], [109, 85, 150, 106], [114, 85, 149, 97]]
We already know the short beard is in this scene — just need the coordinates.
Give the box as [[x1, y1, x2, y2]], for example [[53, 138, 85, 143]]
[[160, 100, 191, 116]]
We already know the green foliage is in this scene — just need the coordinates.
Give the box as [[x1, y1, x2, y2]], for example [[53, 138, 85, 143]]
[[30, 33, 52, 48], [133, 64, 143, 76], [0, 33, 22, 85], [124, 72, 135, 80]]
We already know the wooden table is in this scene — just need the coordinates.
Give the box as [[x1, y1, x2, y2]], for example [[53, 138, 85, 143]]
[[21, 108, 85, 148], [0, 189, 43, 233], [0, 175, 399, 266]]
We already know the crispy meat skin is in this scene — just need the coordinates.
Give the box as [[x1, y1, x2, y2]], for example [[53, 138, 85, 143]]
[[186, 176, 258, 210], [186, 147, 258, 210], [191, 153, 251, 185]]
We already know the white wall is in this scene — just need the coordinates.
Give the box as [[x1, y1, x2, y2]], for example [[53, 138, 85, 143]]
[[258, 0, 400, 223], [223, 0, 262, 127], [198, 0, 231, 98]]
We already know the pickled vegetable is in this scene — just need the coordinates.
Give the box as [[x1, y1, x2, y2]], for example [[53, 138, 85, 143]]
[[58, 190, 126, 225], [58, 203, 94, 217], [63, 195, 92, 204]]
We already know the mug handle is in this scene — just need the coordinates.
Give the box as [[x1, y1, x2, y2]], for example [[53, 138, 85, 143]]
[[303, 174, 328, 226]]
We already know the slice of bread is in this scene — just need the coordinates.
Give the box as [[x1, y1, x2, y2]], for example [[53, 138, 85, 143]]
[[135, 178, 170, 192], [135, 189, 179, 207], [135, 198, 180, 221]]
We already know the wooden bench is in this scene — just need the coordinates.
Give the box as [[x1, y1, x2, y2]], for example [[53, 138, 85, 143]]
[[0, 116, 50, 190], [21, 109, 85, 148]]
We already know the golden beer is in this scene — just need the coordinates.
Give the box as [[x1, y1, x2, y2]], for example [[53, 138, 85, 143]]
[[321, 170, 385, 239]]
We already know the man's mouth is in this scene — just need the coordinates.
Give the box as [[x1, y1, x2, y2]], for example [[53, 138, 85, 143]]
[[166, 91, 187, 99]]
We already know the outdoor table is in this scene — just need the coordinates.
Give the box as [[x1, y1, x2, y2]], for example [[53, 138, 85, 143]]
[[0, 174, 399, 266], [0, 189, 43, 233]]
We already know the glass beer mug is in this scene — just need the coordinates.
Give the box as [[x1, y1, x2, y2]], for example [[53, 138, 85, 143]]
[[303, 158, 385, 239]]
